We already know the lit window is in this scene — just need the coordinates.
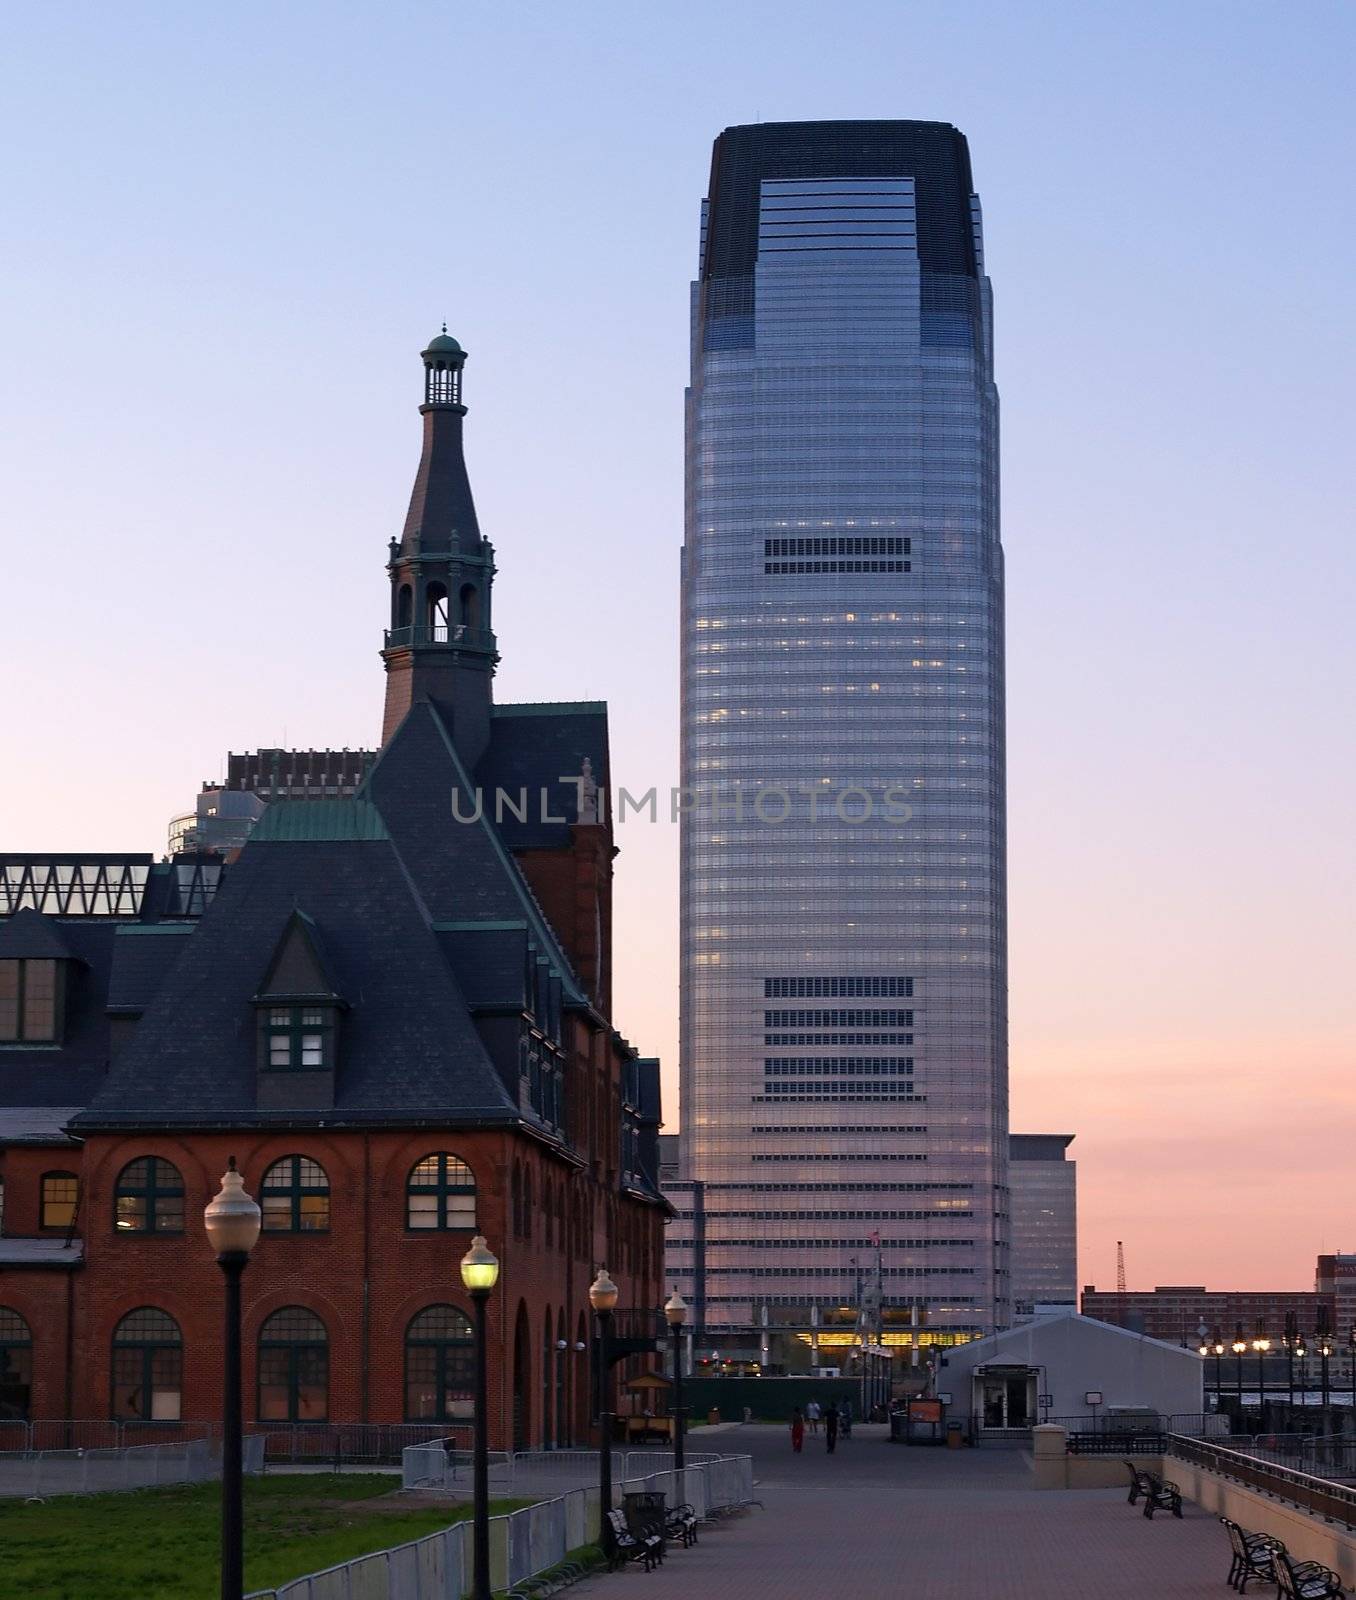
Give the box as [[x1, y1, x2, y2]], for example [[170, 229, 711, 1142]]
[[406, 1154, 476, 1231], [0, 960, 59, 1042], [260, 1156, 330, 1233], [261, 1005, 334, 1071], [114, 1158, 185, 1234], [41, 1171, 78, 1230]]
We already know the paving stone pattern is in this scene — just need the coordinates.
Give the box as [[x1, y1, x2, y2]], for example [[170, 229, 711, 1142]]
[[579, 1424, 1229, 1598]]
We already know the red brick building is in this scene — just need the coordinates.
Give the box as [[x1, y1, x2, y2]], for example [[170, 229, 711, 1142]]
[[1079, 1284, 1331, 1344], [0, 332, 668, 1448]]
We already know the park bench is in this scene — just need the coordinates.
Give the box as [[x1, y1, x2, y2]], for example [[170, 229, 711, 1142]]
[[604, 1508, 662, 1571], [624, 1489, 669, 1562], [1219, 1517, 1284, 1593], [1122, 1461, 1181, 1519], [1139, 1471, 1182, 1520], [665, 1501, 699, 1546], [1271, 1548, 1346, 1600]]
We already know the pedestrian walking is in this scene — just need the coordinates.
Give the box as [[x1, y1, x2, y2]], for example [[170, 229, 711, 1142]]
[[790, 1406, 805, 1453], [825, 1402, 840, 1454], [805, 1399, 820, 1434]]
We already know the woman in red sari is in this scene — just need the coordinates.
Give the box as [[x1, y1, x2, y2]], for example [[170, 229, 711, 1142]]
[[790, 1406, 805, 1453]]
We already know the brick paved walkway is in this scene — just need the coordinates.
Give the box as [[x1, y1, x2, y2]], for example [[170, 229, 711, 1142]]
[[577, 1424, 1228, 1598]]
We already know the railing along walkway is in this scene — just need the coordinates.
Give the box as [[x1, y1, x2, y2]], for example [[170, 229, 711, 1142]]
[[1167, 1433, 1356, 1529]]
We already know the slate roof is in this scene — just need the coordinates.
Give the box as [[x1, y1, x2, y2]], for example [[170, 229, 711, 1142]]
[[479, 702, 610, 850], [72, 824, 518, 1130], [362, 701, 584, 1004], [0, 908, 78, 961], [105, 924, 195, 1014], [0, 921, 123, 1108], [402, 407, 481, 549], [0, 1106, 81, 1145], [0, 1238, 84, 1268], [435, 923, 532, 1009]]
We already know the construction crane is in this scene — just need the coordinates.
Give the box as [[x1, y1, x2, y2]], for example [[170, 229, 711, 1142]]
[[1116, 1240, 1127, 1326]]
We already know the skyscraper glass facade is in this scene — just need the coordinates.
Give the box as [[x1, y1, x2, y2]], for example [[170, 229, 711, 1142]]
[[672, 121, 1007, 1348]]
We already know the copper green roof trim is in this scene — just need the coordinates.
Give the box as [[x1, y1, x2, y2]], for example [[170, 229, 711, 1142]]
[[250, 799, 390, 843]]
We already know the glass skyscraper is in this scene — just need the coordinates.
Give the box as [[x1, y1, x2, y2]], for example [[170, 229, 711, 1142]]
[[669, 121, 1008, 1359]]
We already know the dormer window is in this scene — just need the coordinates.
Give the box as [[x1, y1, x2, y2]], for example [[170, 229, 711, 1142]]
[[251, 910, 345, 1112], [0, 959, 60, 1042], [263, 1006, 335, 1071]]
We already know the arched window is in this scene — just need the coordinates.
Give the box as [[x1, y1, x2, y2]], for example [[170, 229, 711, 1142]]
[[114, 1158, 184, 1234], [0, 1307, 33, 1421], [404, 1305, 473, 1421], [257, 1307, 328, 1422], [111, 1308, 181, 1420], [406, 1154, 476, 1232], [542, 1180, 554, 1250], [459, 583, 480, 630], [40, 1171, 78, 1231], [426, 582, 449, 641], [260, 1156, 330, 1233]]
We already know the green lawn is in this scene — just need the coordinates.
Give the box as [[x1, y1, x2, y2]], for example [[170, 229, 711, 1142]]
[[0, 1473, 528, 1600]]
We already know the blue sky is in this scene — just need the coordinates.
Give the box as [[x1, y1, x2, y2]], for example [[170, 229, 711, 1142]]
[[2, 1, 1353, 1286]]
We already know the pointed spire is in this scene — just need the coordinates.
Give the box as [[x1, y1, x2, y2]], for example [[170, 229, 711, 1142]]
[[381, 331, 498, 757]]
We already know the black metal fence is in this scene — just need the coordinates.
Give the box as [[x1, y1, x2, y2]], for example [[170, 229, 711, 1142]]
[[1066, 1432, 1168, 1456]]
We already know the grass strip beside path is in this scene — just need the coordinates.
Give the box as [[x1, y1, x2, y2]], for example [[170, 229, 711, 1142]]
[[0, 1472, 529, 1600]]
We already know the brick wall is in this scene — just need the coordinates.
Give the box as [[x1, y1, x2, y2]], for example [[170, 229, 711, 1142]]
[[3, 1126, 663, 1449]]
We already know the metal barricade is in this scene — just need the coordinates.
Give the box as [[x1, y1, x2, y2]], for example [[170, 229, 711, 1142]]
[[247, 1451, 755, 1599]]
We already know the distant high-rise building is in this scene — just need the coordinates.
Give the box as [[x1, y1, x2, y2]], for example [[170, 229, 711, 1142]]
[[167, 751, 376, 858], [671, 120, 1007, 1352], [1009, 1135, 1077, 1315], [1314, 1254, 1356, 1339]]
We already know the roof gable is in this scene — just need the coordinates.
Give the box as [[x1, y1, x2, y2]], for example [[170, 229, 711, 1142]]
[[362, 701, 583, 1003], [73, 831, 517, 1130], [0, 908, 79, 962], [253, 910, 344, 1002]]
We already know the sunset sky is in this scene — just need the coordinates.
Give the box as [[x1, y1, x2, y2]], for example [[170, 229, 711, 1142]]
[[2, 2, 1352, 1293]]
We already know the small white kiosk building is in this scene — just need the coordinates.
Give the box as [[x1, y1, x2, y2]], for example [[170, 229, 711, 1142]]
[[937, 1309, 1204, 1433]]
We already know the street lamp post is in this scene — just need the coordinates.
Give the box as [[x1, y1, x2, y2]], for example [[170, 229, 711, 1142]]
[[1319, 1334, 1333, 1432], [1199, 1332, 1220, 1407], [1231, 1327, 1248, 1424], [1283, 1315, 1297, 1429], [665, 1291, 687, 1472], [460, 1236, 500, 1600], [203, 1158, 261, 1600], [590, 1269, 619, 1523], [1252, 1331, 1270, 1429], [1349, 1327, 1356, 1418], [1293, 1332, 1307, 1432], [1212, 1334, 1226, 1409]]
